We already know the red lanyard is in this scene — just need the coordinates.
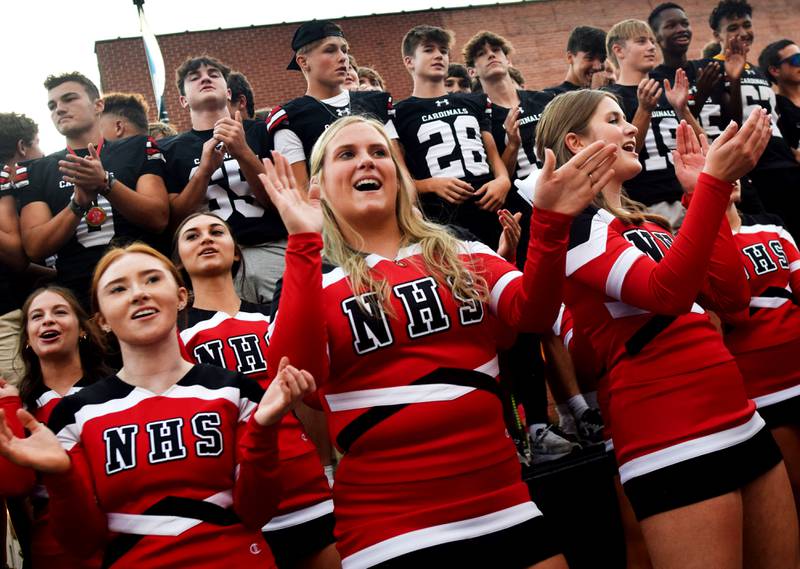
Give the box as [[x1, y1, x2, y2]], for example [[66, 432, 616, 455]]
[[66, 137, 105, 157]]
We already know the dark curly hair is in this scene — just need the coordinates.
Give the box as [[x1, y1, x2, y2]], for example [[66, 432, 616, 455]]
[[709, 0, 752, 32]]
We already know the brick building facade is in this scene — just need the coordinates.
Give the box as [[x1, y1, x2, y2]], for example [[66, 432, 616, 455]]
[[96, 0, 799, 133]]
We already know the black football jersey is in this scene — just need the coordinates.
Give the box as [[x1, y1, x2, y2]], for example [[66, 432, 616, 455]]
[[776, 94, 800, 151], [542, 81, 581, 97], [15, 135, 165, 304], [266, 90, 394, 169], [394, 92, 501, 247], [603, 83, 684, 206], [698, 57, 797, 172], [160, 122, 286, 247], [394, 92, 493, 186], [489, 90, 553, 181]]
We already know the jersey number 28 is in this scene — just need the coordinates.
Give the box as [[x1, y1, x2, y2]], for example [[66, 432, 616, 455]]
[[418, 116, 489, 178]]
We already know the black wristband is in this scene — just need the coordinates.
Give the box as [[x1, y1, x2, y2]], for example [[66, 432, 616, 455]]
[[68, 196, 88, 217]]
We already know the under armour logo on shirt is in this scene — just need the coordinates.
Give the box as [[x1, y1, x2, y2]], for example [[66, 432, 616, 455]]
[[435, 99, 450, 107], [337, 108, 350, 116]]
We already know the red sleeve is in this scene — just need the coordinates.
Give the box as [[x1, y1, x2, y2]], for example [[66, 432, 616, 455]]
[[783, 232, 800, 303], [493, 207, 573, 333], [618, 173, 735, 313], [266, 233, 329, 387], [43, 445, 108, 559], [233, 414, 281, 530], [697, 215, 750, 312], [0, 397, 35, 496]]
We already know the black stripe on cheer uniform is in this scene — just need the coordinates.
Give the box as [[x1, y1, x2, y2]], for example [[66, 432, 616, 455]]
[[335, 367, 503, 453], [102, 496, 240, 568]]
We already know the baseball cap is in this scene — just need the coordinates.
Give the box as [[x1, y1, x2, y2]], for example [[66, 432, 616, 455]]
[[287, 20, 345, 71]]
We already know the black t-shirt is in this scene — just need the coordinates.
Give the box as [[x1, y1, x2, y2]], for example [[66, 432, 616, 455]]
[[267, 90, 394, 170], [543, 81, 581, 96], [604, 83, 684, 206], [699, 57, 797, 172], [394, 92, 501, 247], [776, 94, 800, 151], [160, 122, 286, 247], [489, 89, 554, 181], [15, 135, 165, 304]]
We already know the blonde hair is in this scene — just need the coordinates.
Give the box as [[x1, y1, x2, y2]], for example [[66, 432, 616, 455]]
[[535, 90, 670, 230], [309, 115, 488, 311], [606, 19, 655, 68], [91, 242, 185, 314]]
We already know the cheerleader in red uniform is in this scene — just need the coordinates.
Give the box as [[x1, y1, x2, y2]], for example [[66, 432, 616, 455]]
[[0, 244, 314, 568], [535, 89, 798, 568], [174, 211, 339, 569], [0, 286, 108, 569], [724, 180, 800, 514], [260, 113, 620, 568]]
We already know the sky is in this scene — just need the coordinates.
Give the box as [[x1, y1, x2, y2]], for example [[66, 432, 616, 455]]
[[5, 0, 515, 154]]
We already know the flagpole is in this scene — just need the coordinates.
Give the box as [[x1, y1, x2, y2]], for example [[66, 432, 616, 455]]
[[133, 0, 168, 122]]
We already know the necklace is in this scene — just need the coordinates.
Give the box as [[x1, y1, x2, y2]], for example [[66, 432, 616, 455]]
[[310, 91, 352, 122]]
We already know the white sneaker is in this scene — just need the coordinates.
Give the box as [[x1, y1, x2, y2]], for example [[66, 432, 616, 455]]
[[529, 424, 580, 464]]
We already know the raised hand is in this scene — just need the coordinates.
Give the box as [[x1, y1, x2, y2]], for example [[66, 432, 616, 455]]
[[58, 143, 107, 192], [664, 68, 691, 115], [672, 120, 710, 194], [695, 61, 721, 103], [533, 141, 618, 216], [496, 209, 522, 263], [0, 408, 70, 473], [258, 151, 323, 234], [724, 37, 747, 81], [503, 105, 522, 148], [253, 357, 316, 427], [704, 108, 771, 182], [213, 111, 251, 161], [637, 78, 663, 113]]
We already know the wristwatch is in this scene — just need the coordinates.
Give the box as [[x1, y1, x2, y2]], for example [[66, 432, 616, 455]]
[[99, 170, 116, 196], [68, 195, 89, 217]]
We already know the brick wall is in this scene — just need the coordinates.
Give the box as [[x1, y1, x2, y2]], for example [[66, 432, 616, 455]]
[[95, 0, 800, 133]]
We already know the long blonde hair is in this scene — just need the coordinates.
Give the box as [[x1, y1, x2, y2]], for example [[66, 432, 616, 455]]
[[309, 115, 488, 310], [535, 89, 670, 230]]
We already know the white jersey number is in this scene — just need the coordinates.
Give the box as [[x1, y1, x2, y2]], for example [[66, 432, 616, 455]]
[[418, 116, 489, 178], [191, 159, 264, 220]]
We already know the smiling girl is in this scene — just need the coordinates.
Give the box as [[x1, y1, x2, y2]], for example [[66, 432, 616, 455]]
[[536, 89, 799, 569], [175, 212, 339, 569], [0, 244, 315, 568], [0, 286, 108, 568], [260, 113, 619, 568]]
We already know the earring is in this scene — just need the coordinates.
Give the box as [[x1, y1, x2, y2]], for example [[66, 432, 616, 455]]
[[79, 332, 87, 341], [102, 326, 111, 334], [177, 303, 186, 311]]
